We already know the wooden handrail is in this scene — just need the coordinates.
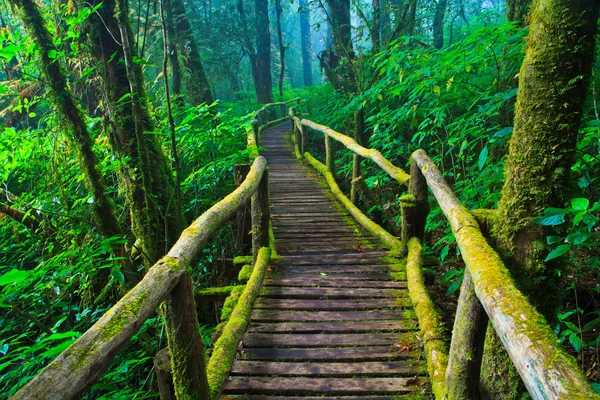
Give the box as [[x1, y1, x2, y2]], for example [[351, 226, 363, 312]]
[[301, 118, 410, 185], [411, 149, 597, 399], [11, 156, 268, 400]]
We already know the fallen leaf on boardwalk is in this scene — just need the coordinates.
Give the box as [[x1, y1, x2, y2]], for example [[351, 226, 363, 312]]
[[353, 245, 369, 252], [393, 343, 412, 353], [267, 268, 273, 272], [320, 272, 327, 276], [405, 376, 419, 385]]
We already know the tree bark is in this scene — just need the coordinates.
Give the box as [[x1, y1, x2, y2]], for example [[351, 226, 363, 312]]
[[299, 0, 313, 86], [482, 1, 600, 398], [164, 0, 182, 100]]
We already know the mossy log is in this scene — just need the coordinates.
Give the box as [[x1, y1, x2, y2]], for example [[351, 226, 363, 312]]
[[207, 247, 271, 399], [302, 119, 410, 185], [10, 157, 268, 400], [411, 149, 599, 399], [248, 122, 260, 159], [237, 265, 253, 282], [233, 256, 253, 266], [253, 97, 300, 120], [195, 285, 244, 302], [406, 237, 449, 399], [304, 152, 403, 254], [251, 169, 270, 263], [234, 165, 252, 256]]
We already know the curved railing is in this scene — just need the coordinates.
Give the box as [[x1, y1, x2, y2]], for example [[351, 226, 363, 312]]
[[288, 107, 598, 399]]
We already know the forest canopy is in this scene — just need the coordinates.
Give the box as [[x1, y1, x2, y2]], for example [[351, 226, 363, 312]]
[[1, 0, 600, 398]]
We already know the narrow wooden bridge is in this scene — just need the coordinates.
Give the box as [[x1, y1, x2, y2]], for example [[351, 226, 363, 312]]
[[221, 123, 428, 398], [10, 99, 599, 400]]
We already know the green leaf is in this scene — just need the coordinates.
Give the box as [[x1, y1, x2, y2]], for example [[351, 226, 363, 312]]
[[591, 382, 600, 394], [433, 85, 441, 96], [571, 198, 589, 211], [546, 236, 562, 245], [544, 244, 570, 262], [478, 146, 488, 171], [111, 269, 125, 285], [47, 49, 57, 59], [40, 340, 76, 357], [40, 331, 80, 343], [534, 214, 565, 226], [0, 269, 31, 286]]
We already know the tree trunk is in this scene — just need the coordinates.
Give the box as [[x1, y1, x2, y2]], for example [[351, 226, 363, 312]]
[[299, 0, 313, 86], [372, 0, 381, 51], [506, 0, 532, 25], [319, 0, 355, 92], [164, 0, 182, 101], [482, 1, 600, 398], [275, 0, 285, 99], [171, 0, 214, 105], [433, 0, 447, 49], [88, 0, 179, 266], [255, 0, 274, 103]]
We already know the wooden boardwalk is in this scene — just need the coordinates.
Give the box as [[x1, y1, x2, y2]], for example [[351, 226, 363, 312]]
[[222, 123, 430, 399]]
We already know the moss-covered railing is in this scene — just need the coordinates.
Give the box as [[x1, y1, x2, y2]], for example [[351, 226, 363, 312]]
[[288, 108, 598, 399], [248, 97, 300, 159], [10, 156, 271, 400]]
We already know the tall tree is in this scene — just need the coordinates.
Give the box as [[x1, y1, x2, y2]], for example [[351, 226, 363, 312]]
[[319, 0, 355, 92], [432, 0, 448, 49], [481, 0, 600, 399], [172, 0, 214, 105], [88, 0, 179, 266], [299, 0, 313, 86], [275, 0, 286, 99], [255, 0, 274, 103]]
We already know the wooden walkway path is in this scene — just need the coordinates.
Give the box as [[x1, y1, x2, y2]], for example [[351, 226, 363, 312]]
[[222, 123, 430, 399]]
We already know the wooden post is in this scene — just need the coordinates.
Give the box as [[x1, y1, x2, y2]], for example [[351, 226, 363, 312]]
[[350, 154, 361, 204], [234, 164, 252, 255], [252, 119, 260, 148], [446, 269, 488, 400], [251, 169, 270, 263], [300, 123, 307, 154], [400, 194, 417, 248], [163, 272, 210, 400], [154, 348, 175, 400], [408, 154, 429, 240], [280, 103, 285, 118], [324, 133, 335, 176]]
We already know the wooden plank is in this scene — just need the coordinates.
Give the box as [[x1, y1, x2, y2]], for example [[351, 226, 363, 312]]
[[272, 265, 391, 273], [250, 310, 406, 322], [230, 361, 423, 376], [265, 279, 405, 288], [248, 320, 413, 333], [222, 377, 427, 394], [244, 333, 401, 347], [221, 396, 426, 400], [239, 346, 414, 361], [261, 287, 402, 299], [255, 298, 408, 310], [268, 272, 393, 281]]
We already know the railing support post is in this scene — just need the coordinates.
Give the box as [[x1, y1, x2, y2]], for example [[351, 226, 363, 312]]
[[252, 119, 260, 148], [408, 154, 429, 240], [300, 123, 307, 155], [325, 133, 335, 176], [234, 164, 252, 255], [163, 272, 211, 400], [154, 348, 175, 400], [252, 169, 270, 263]]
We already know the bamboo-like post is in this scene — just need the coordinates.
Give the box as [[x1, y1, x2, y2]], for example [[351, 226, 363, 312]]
[[234, 164, 252, 255], [409, 155, 429, 240], [163, 272, 210, 399], [251, 169, 270, 263], [300, 123, 307, 154], [325, 133, 335, 176], [446, 268, 488, 400], [154, 348, 175, 400]]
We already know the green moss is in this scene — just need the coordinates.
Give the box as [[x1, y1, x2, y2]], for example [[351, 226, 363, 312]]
[[237, 264, 253, 282], [195, 285, 242, 300], [233, 256, 252, 266], [207, 247, 271, 399], [405, 237, 448, 399], [220, 286, 244, 321]]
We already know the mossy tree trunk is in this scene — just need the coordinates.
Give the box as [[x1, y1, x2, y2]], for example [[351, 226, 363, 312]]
[[432, 0, 447, 49], [164, 0, 182, 102], [483, 1, 600, 399], [171, 0, 214, 106], [255, 0, 274, 103], [275, 0, 285, 99], [88, 0, 179, 266]]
